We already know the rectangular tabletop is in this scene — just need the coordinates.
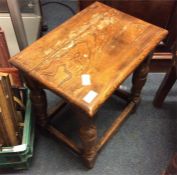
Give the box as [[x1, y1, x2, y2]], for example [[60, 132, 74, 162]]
[[10, 2, 168, 116]]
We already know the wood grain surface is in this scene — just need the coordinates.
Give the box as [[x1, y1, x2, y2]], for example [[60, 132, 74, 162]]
[[0, 73, 19, 146], [0, 28, 11, 67], [10, 2, 167, 116], [0, 68, 22, 87]]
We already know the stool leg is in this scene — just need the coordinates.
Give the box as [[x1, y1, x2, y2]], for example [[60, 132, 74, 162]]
[[24, 74, 47, 127], [131, 54, 152, 106], [75, 109, 97, 169], [80, 122, 97, 169]]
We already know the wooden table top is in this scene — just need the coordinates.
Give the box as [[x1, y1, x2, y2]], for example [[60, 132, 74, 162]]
[[10, 2, 167, 116]]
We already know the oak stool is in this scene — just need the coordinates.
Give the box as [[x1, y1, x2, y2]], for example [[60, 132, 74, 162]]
[[10, 2, 167, 168]]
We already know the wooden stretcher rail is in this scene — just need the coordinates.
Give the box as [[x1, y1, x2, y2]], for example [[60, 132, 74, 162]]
[[47, 125, 81, 154], [96, 101, 135, 152]]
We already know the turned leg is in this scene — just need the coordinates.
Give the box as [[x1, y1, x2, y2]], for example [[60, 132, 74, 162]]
[[23, 73, 47, 127], [79, 122, 97, 169], [153, 66, 176, 108], [74, 108, 97, 169], [131, 53, 152, 106]]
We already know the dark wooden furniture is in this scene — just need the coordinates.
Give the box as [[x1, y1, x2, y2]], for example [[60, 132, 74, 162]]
[[153, 42, 177, 107], [0, 27, 22, 87], [154, 43, 177, 175], [10, 2, 167, 168], [79, 0, 177, 72], [0, 27, 11, 67], [162, 153, 177, 175]]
